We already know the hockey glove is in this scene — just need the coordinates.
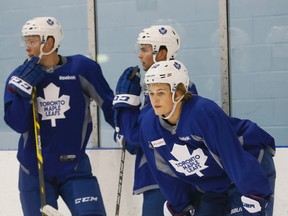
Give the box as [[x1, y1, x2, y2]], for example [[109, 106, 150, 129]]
[[163, 201, 195, 216], [114, 132, 137, 154], [241, 195, 269, 216], [113, 66, 141, 108], [113, 66, 141, 132], [8, 57, 46, 98]]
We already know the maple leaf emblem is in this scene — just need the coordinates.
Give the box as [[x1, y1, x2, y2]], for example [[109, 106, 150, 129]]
[[37, 83, 70, 127], [169, 144, 208, 177]]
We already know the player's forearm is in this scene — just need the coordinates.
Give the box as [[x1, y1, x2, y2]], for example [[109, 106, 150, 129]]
[[4, 96, 32, 133], [118, 108, 142, 146]]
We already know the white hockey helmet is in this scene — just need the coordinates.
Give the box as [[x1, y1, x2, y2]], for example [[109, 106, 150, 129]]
[[137, 25, 181, 60], [145, 60, 189, 93], [145, 60, 189, 120], [22, 17, 63, 56]]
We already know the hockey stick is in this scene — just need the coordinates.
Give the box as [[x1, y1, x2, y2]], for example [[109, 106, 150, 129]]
[[115, 135, 126, 216], [41, 205, 64, 216], [32, 88, 65, 216], [114, 66, 139, 216], [32, 87, 47, 215]]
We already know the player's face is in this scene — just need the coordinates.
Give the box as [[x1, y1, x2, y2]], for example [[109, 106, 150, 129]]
[[148, 83, 174, 117], [138, 44, 154, 71], [23, 35, 42, 59]]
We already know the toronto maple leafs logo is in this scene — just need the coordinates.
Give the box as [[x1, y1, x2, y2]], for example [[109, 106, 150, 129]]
[[159, 27, 168, 35], [47, 18, 54, 26], [173, 61, 181, 70], [169, 144, 208, 177], [37, 83, 70, 127]]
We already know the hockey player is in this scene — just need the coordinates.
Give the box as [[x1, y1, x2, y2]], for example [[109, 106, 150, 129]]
[[4, 17, 113, 215], [114, 25, 197, 215], [114, 60, 275, 215]]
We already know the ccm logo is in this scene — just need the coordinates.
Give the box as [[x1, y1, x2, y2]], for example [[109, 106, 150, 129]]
[[9, 76, 32, 94], [114, 95, 130, 102], [75, 196, 98, 204]]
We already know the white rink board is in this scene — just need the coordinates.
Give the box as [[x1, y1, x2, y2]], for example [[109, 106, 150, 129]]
[[0, 148, 287, 216]]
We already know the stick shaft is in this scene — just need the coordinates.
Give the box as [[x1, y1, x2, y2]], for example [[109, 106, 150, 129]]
[[32, 87, 47, 213], [115, 139, 126, 216]]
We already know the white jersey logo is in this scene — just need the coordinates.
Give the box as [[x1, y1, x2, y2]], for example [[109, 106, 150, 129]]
[[38, 83, 70, 127], [169, 144, 208, 177]]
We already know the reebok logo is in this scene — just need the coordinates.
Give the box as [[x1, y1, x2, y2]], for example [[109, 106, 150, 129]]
[[59, 75, 76, 80], [179, 136, 191, 141]]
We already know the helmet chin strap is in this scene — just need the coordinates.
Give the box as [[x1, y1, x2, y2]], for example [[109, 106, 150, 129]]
[[162, 92, 184, 120], [38, 43, 57, 61]]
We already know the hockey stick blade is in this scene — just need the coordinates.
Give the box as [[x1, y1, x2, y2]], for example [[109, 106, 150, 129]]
[[41, 205, 65, 216]]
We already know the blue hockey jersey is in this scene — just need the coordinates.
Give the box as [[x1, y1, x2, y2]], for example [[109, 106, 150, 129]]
[[139, 95, 274, 211], [4, 55, 114, 177], [120, 82, 198, 194]]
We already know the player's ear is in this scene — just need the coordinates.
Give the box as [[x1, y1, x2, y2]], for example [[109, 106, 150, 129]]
[[174, 90, 183, 101], [45, 37, 55, 51], [156, 49, 167, 61]]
